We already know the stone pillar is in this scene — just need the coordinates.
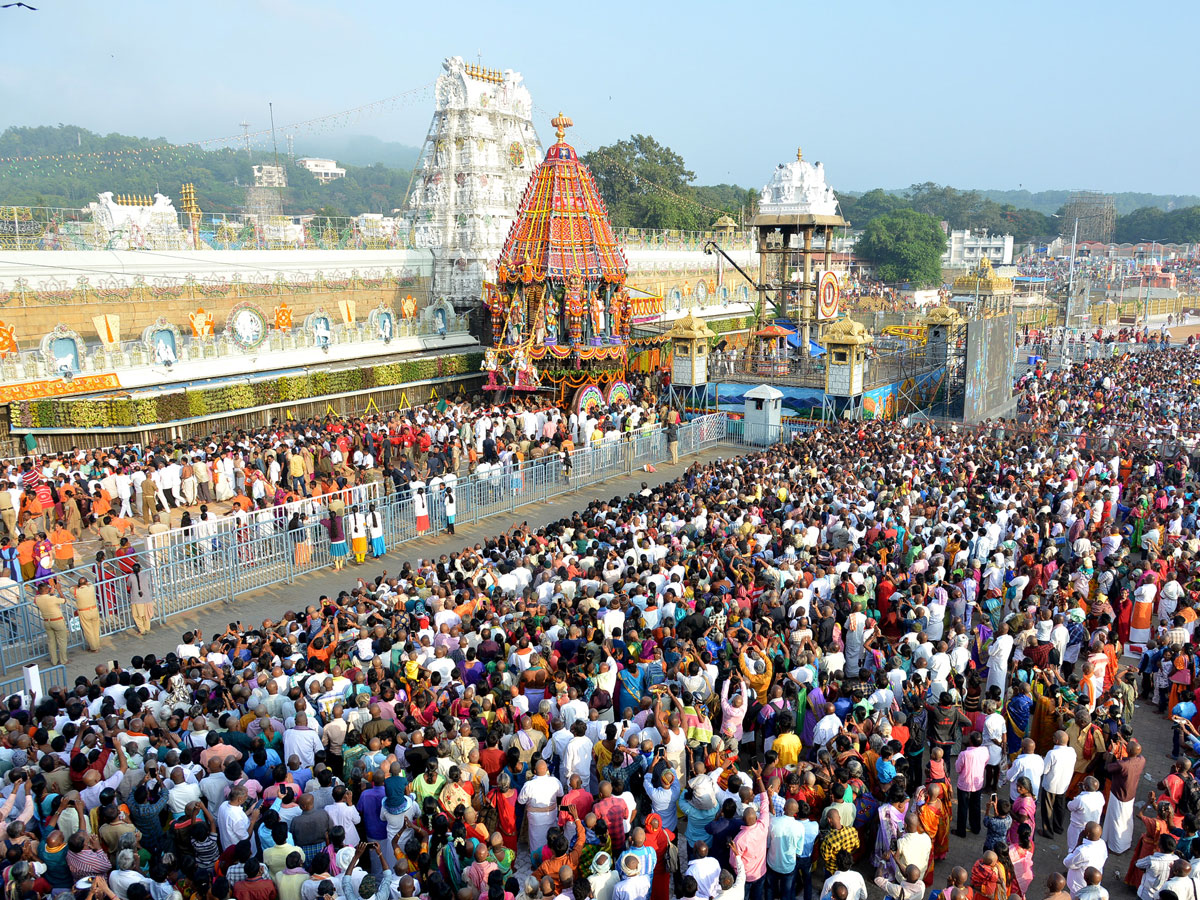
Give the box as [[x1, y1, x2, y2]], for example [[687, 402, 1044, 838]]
[[801, 227, 813, 356]]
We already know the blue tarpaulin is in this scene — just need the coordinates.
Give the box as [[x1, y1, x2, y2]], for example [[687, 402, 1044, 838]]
[[773, 319, 826, 355]]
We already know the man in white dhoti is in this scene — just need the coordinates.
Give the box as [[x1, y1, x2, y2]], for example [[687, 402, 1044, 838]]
[[985, 624, 1014, 695], [561, 720, 594, 788], [1063, 822, 1109, 894], [843, 599, 871, 678], [518, 758, 563, 862], [1066, 779, 1105, 851], [1102, 741, 1146, 854]]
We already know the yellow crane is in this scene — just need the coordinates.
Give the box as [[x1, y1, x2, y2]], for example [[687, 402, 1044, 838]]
[[881, 324, 928, 345]]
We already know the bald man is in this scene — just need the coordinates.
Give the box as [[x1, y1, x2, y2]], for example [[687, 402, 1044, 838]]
[[1102, 740, 1146, 853], [1063, 822, 1108, 895], [1040, 730, 1076, 838]]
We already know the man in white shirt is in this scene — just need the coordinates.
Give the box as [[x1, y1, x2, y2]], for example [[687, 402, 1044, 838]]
[[1062, 821, 1109, 895], [1004, 737, 1045, 802], [217, 786, 257, 850], [685, 844, 722, 900], [613, 856, 652, 900], [1066, 777, 1106, 851], [979, 700, 1006, 788], [812, 704, 843, 751], [517, 758, 563, 855], [821, 862, 868, 900], [324, 785, 363, 846], [1040, 729, 1077, 838], [560, 721, 593, 787], [282, 713, 322, 769], [166, 767, 202, 818]]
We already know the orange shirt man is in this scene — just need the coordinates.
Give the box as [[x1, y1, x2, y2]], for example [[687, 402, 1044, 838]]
[[50, 526, 75, 565]]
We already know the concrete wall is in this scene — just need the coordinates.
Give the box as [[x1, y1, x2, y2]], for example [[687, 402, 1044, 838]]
[[0, 281, 432, 350], [0, 248, 435, 348]]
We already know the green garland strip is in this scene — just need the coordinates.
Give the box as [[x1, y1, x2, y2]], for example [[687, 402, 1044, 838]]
[[11, 352, 483, 429]]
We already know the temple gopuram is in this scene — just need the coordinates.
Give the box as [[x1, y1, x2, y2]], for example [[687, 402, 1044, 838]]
[[483, 114, 634, 411]]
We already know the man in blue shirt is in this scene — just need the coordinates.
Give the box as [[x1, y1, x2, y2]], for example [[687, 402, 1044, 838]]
[[793, 801, 820, 900], [876, 745, 898, 787], [766, 797, 808, 900]]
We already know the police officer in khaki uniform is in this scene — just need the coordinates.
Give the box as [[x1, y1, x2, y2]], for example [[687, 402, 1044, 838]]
[[72, 577, 100, 652], [0, 485, 15, 540], [34, 585, 68, 665], [140, 475, 159, 524]]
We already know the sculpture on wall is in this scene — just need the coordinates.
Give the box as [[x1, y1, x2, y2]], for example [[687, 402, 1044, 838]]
[[273, 301, 293, 331], [367, 305, 395, 343], [566, 270, 584, 347], [0, 322, 17, 358], [91, 314, 121, 347], [305, 308, 333, 348], [141, 317, 183, 366], [189, 308, 215, 338], [226, 302, 269, 352], [40, 324, 85, 377]]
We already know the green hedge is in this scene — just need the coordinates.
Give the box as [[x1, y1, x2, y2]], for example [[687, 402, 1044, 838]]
[[11, 352, 484, 429], [707, 316, 749, 338]]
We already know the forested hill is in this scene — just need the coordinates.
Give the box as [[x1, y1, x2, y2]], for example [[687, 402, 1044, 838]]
[[0, 125, 413, 216]]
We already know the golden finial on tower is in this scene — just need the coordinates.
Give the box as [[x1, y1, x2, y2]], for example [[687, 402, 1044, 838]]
[[796, 147, 803, 162], [551, 112, 573, 142]]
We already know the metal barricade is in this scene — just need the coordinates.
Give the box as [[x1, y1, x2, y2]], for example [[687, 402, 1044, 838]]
[[0, 413, 733, 672], [0, 664, 66, 699]]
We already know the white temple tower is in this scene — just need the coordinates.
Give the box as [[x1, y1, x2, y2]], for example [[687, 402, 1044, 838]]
[[403, 56, 543, 319]]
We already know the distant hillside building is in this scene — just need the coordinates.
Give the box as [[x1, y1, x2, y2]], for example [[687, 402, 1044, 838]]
[[297, 157, 346, 183], [942, 229, 1013, 268], [252, 164, 287, 188]]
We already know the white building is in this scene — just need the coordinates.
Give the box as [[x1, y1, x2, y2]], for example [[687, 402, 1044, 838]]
[[758, 149, 840, 218], [402, 56, 543, 314], [942, 228, 1013, 268], [297, 157, 347, 183], [251, 164, 287, 188]]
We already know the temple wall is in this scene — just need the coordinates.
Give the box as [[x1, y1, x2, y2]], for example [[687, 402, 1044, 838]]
[[0, 249, 434, 348]]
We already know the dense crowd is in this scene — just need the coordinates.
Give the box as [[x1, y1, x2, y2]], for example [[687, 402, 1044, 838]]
[[1017, 347, 1200, 438], [8, 349, 1200, 900]]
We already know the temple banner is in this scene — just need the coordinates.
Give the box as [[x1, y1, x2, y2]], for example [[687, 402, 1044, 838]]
[[0, 373, 122, 404]]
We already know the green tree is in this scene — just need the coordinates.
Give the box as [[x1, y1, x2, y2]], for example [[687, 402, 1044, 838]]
[[583, 135, 703, 230], [837, 188, 903, 226], [855, 209, 947, 287]]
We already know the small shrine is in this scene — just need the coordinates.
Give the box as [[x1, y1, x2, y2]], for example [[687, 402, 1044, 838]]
[[951, 257, 1013, 317], [922, 303, 966, 368], [483, 114, 634, 408], [752, 323, 794, 376], [822, 317, 873, 414], [665, 312, 715, 409]]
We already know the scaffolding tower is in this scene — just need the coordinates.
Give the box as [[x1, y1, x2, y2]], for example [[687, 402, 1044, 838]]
[[1060, 191, 1116, 244]]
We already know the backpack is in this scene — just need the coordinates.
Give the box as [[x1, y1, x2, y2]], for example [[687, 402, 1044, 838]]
[[479, 790, 501, 835], [1181, 773, 1200, 818], [907, 707, 929, 751]]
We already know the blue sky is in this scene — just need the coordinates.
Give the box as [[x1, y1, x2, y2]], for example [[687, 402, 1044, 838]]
[[0, 0, 1195, 194]]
